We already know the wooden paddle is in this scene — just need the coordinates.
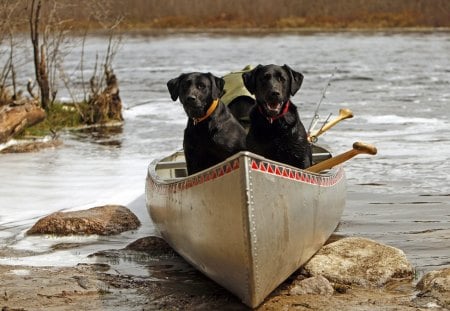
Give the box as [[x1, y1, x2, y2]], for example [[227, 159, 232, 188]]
[[307, 142, 377, 173], [309, 108, 354, 142]]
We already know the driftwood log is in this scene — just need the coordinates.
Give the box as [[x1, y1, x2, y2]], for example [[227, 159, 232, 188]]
[[0, 101, 46, 143]]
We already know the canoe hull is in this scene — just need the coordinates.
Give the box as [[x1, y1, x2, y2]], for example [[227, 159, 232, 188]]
[[146, 151, 345, 307]]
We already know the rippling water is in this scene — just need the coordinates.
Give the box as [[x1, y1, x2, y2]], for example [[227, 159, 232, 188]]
[[0, 31, 449, 274]]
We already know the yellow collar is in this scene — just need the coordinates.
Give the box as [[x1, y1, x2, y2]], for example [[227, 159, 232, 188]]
[[193, 99, 219, 125]]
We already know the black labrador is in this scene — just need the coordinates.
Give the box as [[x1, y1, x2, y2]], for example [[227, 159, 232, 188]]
[[242, 64, 312, 169], [167, 72, 246, 175]]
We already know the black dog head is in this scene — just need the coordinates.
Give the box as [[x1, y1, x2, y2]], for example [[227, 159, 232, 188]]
[[242, 64, 303, 117], [167, 72, 225, 119]]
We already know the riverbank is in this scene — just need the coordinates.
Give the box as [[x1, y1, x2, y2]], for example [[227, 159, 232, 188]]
[[114, 26, 450, 36], [0, 265, 418, 311], [0, 243, 446, 311], [1, 193, 448, 310], [46, 25, 450, 38]]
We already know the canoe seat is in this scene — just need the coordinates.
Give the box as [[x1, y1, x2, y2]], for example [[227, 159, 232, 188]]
[[156, 161, 186, 169], [156, 161, 188, 179]]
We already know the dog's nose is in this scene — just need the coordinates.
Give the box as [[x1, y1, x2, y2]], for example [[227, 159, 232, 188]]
[[271, 90, 280, 97], [186, 95, 196, 103]]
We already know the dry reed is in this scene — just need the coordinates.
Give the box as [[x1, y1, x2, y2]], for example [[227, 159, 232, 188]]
[[3, 0, 450, 31]]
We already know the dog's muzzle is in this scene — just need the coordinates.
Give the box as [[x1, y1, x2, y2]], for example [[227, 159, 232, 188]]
[[258, 100, 291, 123], [264, 102, 283, 116]]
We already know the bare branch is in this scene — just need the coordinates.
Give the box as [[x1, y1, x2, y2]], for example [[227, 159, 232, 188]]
[[27, 79, 37, 99], [80, 30, 87, 102], [8, 32, 17, 99]]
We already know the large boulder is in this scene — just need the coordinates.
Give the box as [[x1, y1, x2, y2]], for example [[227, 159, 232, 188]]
[[416, 268, 450, 309], [304, 237, 413, 287], [27, 205, 140, 236]]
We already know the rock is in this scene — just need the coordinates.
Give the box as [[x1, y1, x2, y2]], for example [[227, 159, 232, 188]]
[[125, 236, 176, 256], [304, 237, 413, 287], [415, 268, 450, 309], [417, 268, 450, 293], [89, 236, 179, 265], [27, 205, 140, 236], [289, 275, 334, 296]]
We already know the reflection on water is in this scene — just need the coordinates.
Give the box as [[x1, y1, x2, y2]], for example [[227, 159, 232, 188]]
[[71, 125, 124, 147], [89, 239, 238, 303], [0, 32, 449, 277]]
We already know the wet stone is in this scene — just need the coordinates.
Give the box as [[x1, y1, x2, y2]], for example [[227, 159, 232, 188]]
[[125, 236, 176, 256], [88, 237, 177, 266], [415, 268, 450, 309], [51, 242, 87, 250], [27, 205, 140, 236], [289, 275, 334, 296], [76, 263, 111, 272], [304, 237, 413, 287]]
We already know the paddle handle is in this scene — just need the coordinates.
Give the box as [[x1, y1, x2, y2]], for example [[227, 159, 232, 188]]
[[309, 108, 353, 142], [307, 142, 377, 173]]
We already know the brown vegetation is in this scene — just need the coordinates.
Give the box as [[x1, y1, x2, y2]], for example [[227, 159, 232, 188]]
[[85, 67, 123, 124], [13, 0, 450, 30], [2, 0, 450, 31]]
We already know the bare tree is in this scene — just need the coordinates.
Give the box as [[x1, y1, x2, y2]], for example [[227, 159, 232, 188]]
[[0, 1, 21, 105], [29, 0, 72, 110], [29, 0, 50, 110]]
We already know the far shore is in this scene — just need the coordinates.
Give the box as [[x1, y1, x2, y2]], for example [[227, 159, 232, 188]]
[[113, 26, 450, 35], [5, 0, 450, 38], [9, 26, 450, 38]]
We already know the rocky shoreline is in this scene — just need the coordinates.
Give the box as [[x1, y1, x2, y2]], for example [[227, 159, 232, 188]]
[[1, 206, 449, 310]]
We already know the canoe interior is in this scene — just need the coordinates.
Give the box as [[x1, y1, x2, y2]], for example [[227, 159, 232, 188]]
[[154, 144, 332, 181]]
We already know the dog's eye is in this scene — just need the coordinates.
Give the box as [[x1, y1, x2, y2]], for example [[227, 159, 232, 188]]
[[197, 83, 206, 90], [276, 74, 286, 82], [180, 81, 190, 90]]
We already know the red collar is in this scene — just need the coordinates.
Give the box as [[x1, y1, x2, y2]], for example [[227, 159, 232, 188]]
[[258, 100, 291, 124]]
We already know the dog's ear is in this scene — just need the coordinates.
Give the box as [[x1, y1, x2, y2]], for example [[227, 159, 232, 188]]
[[242, 65, 262, 95], [208, 73, 225, 99], [167, 75, 183, 101], [283, 64, 304, 96]]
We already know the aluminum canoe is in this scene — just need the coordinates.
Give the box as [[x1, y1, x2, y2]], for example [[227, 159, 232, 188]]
[[145, 146, 346, 308]]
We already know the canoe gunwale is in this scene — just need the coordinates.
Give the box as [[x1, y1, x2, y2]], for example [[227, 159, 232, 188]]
[[148, 150, 342, 188]]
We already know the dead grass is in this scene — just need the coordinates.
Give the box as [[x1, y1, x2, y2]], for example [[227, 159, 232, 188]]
[[113, 0, 449, 29], [3, 0, 450, 31]]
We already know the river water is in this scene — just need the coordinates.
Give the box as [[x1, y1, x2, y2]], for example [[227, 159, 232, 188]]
[[0, 31, 449, 277]]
